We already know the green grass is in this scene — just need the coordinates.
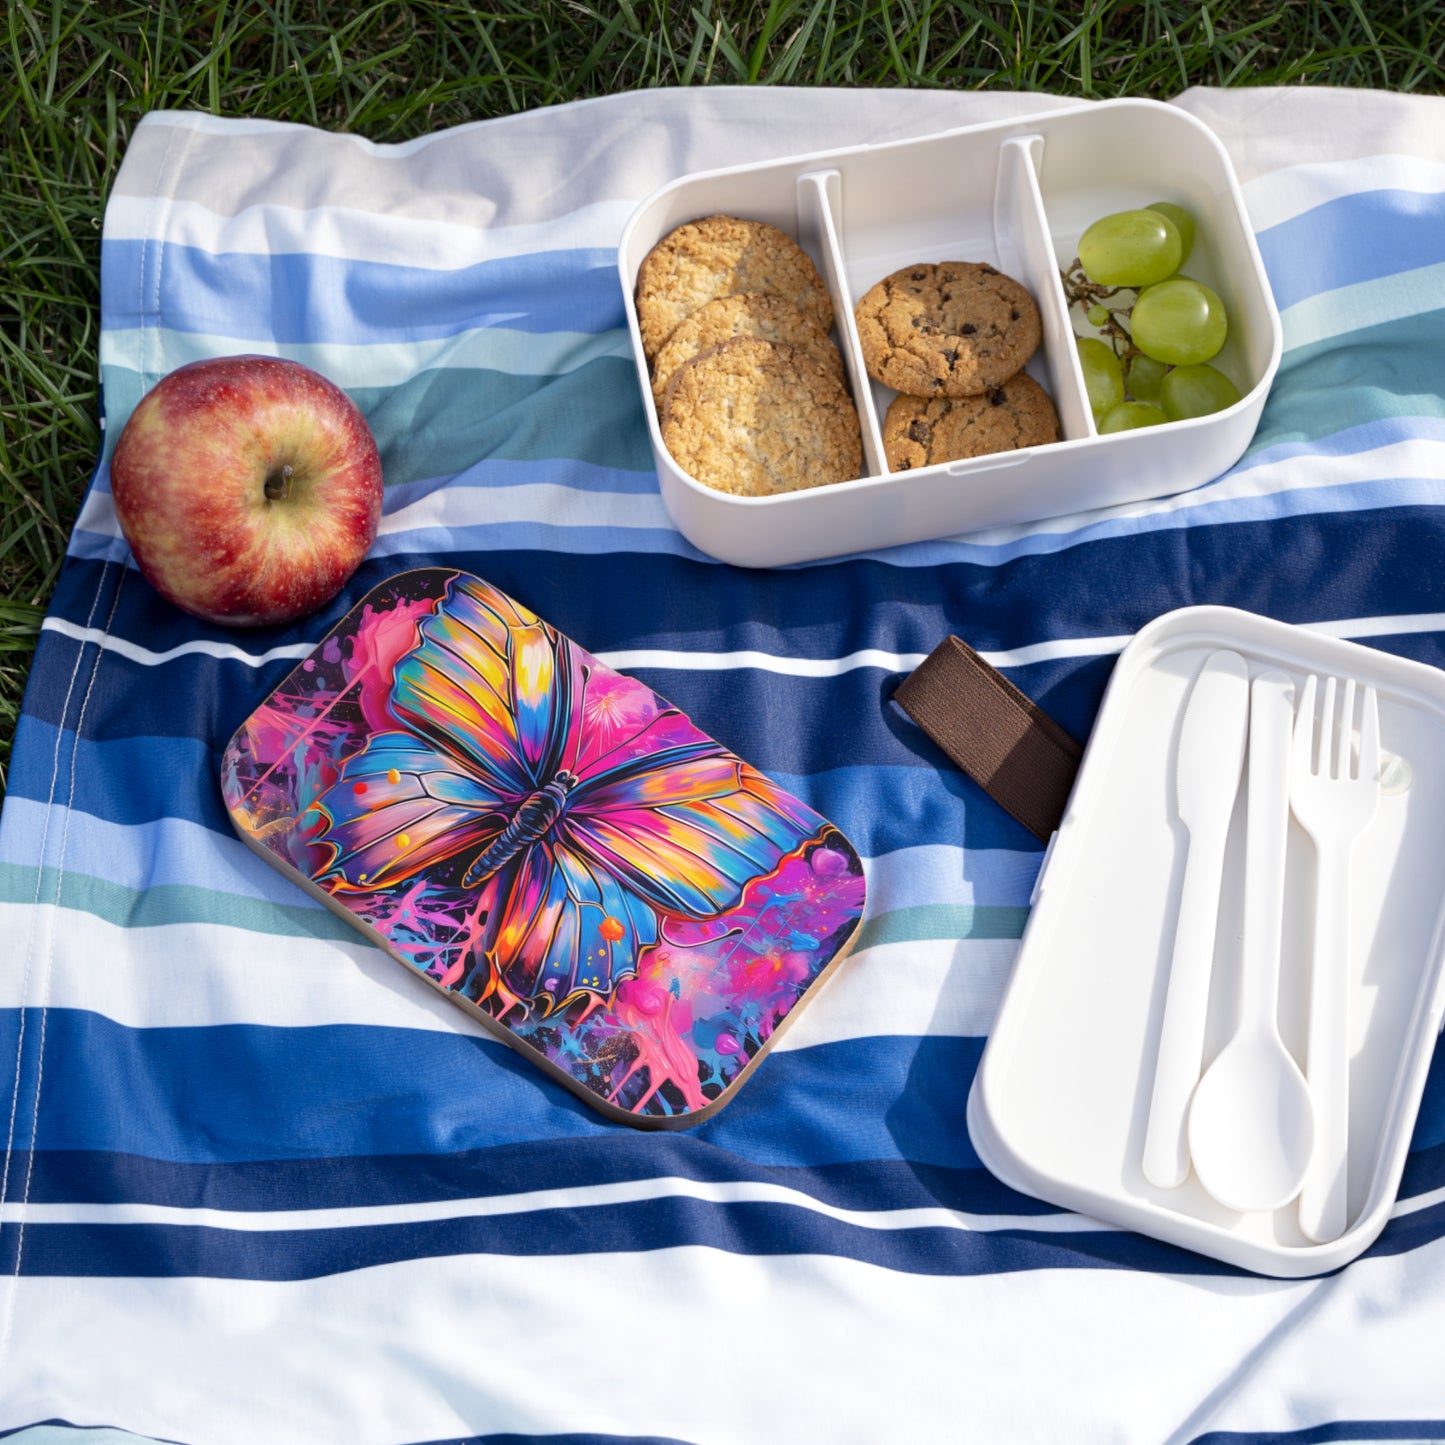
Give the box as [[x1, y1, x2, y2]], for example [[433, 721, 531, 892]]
[[3, 0, 1444, 796]]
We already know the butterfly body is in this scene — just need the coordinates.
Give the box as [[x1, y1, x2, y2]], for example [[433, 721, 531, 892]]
[[464, 769, 578, 886]]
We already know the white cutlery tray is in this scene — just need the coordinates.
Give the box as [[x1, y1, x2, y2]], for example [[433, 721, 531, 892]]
[[618, 99, 1282, 568], [967, 606, 1445, 1276]]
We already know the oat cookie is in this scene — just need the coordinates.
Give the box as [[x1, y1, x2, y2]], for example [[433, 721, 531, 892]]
[[854, 261, 1041, 397], [882, 373, 1059, 471], [636, 216, 835, 360], [661, 336, 861, 497], [650, 291, 844, 410]]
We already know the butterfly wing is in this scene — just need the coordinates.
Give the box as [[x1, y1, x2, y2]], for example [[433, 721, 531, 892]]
[[468, 836, 658, 1013], [312, 732, 514, 891], [390, 574, 582, 795], [314, 574, 583, 893], [565, 721, 819, 918]]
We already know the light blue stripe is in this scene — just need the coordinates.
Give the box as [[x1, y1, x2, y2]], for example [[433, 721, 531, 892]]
[[100, 238, 624, 344], [0, 797, 1042, 914], [1255, 185, 1445, 311]]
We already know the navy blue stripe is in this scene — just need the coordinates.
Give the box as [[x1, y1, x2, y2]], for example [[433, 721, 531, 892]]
[[1191, 1422, 1445, 1445], [100, 240, 625, 343], [0, 1426, 686, 1445], [416, 1436, 695, 1445], [1256, 186, 1445, 311], [6, 1188, 1440, 1287], [0, 1198, 1239, 1281], [0, 1010, 987, 1171], [16, 1146, 1051, 1217], [42, 506, 1445, 698]]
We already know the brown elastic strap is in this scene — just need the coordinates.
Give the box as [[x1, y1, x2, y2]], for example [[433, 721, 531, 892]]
[[893, 635, 1083, 842]]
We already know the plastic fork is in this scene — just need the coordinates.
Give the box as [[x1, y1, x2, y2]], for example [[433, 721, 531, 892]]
[[1290, 674, 1381, 1243]]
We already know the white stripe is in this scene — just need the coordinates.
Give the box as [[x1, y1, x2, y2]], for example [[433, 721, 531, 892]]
[[39, 618, 315, 668], [10, 1235, 1445, 1444], [39, 607, 1445, 680], [1391, 1180, 1445, 1219], [103, 194, 637, 266], [1241, 153, 1445, 233], [3, 1167, 1436, 1236], [100, 323, 633, 390], [0, 902, 1013, 1043], [376, 481, 672, 538], [1280, 258, 1445, 352], [0, 1175, 1095, 1236]]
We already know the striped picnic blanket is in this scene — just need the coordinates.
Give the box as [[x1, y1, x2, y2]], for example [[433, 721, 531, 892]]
[[3, 85, 1444, 1443]]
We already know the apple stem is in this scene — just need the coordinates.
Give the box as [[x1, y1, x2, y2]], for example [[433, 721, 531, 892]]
[[264, 463, 294, 502]]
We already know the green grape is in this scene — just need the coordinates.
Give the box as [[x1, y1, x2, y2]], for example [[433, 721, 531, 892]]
[[1077, 337, 1124, 419], [1130, 277, 1228, 366], [1077, 209, 1183, 288], [1160, 363, 1242, 420], [1125, 353, 1168, 403], [1086, 304, 1111, 327], [1098, 401, 1168, 433], [1147, 202, 1196, 264]]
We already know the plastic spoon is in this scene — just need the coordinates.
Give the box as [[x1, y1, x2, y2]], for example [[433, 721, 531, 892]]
[[1188, 669, 1316, 1213], [1142, 649, 1251, 1189]]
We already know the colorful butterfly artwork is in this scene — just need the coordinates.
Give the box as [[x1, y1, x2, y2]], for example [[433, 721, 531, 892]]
[[222, 569, 866, 1125], [308, 571, 820, 1014]]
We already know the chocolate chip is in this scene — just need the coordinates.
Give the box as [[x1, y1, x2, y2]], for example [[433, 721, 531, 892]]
[[942, 349, 958, 366], [980, 265, 997, 275], [1010, 308, 1020, 320], [989, 388, 1007, 406], [909, 420, 932, 443], [960, 322, 976, 336], [911, 315, 923, 327], [911, 271, 925, 281]]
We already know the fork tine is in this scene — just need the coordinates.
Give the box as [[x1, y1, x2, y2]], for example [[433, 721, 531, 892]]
[[1319, 675, 1336, 778], [1360, 684, 1381, 784], [1338, 677, 1356, 779], [1294, 673, 1318, 774]]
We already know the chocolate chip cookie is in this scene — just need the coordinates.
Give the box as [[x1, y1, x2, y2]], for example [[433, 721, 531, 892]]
[[854, 262, 1041, 397], [636, 216, 835, 361], [650, 291, 844, 410], [661, 336, 861, 497], [882, 373, 1059, 471]]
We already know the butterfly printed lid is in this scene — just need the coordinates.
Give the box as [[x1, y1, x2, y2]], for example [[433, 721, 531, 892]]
[[221, 569, 866, 1127]]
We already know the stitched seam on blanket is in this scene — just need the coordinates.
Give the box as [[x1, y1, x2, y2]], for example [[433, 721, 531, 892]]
[[0, 566, 112, 1378], [0, 113, 193, 1380]]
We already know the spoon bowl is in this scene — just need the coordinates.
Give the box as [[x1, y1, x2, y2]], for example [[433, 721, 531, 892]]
[[1188, 1027, 1316, 1211]]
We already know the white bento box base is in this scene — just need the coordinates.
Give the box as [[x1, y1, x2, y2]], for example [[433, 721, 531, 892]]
[[618, 98, 1282, 568], [968, 608, 1445, 1278]]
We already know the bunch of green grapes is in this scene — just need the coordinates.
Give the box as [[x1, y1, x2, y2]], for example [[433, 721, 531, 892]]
[[1064, 203, 1241, 433]]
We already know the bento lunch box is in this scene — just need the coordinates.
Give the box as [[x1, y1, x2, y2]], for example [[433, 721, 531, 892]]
[[618, 98, 1282, 568]]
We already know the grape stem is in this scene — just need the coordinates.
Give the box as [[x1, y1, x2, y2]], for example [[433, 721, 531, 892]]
[[1061, 258, 1139, 363]]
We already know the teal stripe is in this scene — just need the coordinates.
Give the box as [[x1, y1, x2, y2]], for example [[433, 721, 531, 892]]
[[853, 903, 1028, 949], [0, 860, 1007, 951], [0, 862, 352, 941], [1250, 308, 1445, 456], [100, 356, 656, 484]]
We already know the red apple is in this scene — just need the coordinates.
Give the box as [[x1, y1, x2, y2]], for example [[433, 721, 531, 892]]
[[110, 354, 384, 627]]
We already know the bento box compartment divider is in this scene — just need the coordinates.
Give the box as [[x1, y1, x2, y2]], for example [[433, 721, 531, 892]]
[[796, 168, 886, 480], [993, 134, 1093, 446]]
